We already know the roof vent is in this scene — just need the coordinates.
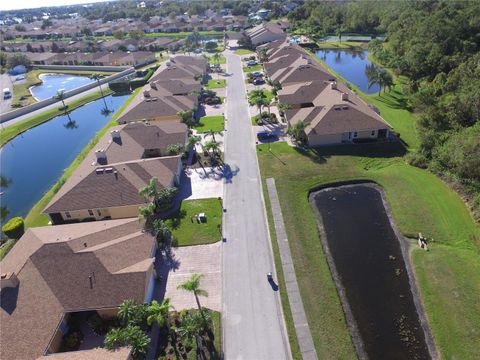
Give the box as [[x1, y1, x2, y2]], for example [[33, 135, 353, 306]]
[[341, 92, 349, 101], [334, 107, 341, 111], [330, 81, 337, 90], [95, 149, 106, 160], [151, 97, 158, 101], [96, 168, 105, 175], [143, 90, 150, 98], [150, 82, 157, 90], [104, 167, 113, 173]]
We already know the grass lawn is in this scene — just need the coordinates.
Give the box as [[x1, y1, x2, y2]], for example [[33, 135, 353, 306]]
[[212, 310, 222, 358], [0, 239, 16, 261], [194, 116, 225, 133], [243, 64, 262, 72], [0, 88, 113, 147], [205, 79, 226, 89], [248, 89, 274, 103], [23, 88, 142, 228], [257, 142, 480, 359], [208, 54, 226, 65], [166, 198, 222, 247], [315, 41, 367, 49], [235, 48, 255, 55]]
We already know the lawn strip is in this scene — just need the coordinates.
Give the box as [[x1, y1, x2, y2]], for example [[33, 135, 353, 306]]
[[194, 116, 225, 133]]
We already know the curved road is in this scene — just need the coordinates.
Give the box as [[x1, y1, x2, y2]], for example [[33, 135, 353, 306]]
[[222, 52, 291, 359]]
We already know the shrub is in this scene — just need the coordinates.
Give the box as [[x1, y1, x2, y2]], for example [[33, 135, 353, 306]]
[[2, 217, 25, 239]]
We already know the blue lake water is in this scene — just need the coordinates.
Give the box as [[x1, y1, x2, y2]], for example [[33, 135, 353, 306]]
[[30, 74, 95, 100], [0, 94, 129, 224], [315, 49, 380, 94]]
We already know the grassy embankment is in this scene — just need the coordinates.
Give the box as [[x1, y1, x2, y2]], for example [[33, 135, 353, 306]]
[[11, 68, 115, 106], [194, 116, 225, 133], [258, 45, 479, 359], [0, 87, 113, 147], [166, 198, 223, 247], [23, 88, 141, 228], [234, 48, 255, 55], [315, 40, 368, 49]]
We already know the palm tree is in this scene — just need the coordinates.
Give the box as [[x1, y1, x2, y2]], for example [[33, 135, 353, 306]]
[[101, 107, 113, 117], [55, 90, 67, 110], [105, 325, 150, 358], [203, 140, 222, 162], [139, 177, 159, 203], [138, 202, 156, 228], [378, 70, 394, 93], [90, 73, 108, 110], [152, 219, 171, 245], [177, 310, 212, 360], [156, 187, 178, 211], [258, 48, 269, 63], [178, 109, 196, 128], [177, 273, 208, 312], [212, 51, 221, 64], [286, 120, 306, 143], [187, 135, 202, 151], [118, 299, 147, 327], [147, 298, 174, 328], [203, 129, 223, 142]]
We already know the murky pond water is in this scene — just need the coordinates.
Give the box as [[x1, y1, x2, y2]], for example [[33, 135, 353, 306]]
[[311, 184, 430, 359]]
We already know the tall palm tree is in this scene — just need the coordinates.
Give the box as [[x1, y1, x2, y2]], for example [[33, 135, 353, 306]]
[[187, 135, 202, 151], [138, 202, 156, 228], [203, 129, 223, 142], [286, 120, 306, 143], [55, 90, 67, 110], [90, 73, 108, 110], [177, 273, 208, 312], [203, 140, 222, 161], [139, 177, 159, 203]]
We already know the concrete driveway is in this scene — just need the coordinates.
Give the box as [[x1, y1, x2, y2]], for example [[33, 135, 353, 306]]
[[155, 242, 222, 311], [179, 166, 224, 200]]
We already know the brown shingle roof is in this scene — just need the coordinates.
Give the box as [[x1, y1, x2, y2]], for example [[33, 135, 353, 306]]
[[44, 156, 180, 213], [1, 219, 154, 360]]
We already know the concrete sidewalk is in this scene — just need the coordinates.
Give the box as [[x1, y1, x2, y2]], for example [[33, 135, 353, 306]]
[[266, 177, 318, 360]]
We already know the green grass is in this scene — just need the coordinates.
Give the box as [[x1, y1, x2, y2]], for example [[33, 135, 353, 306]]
[[234, 48, 255, 55], [315, 41, 367, 49], [0, 239, 16, 261], [257, 141, 480, 359], [248, 89, 274, 103], [205, 79, 226, 89], [0, 88, 113, 147], [23, 88, 142, 228], [194, 116, 225, 133], [208, 55, 226, 65], [243, 64, 262, 72], [309, 49, 420, 150], [212, 310, 222, 358], [166, 198, 222, 246]]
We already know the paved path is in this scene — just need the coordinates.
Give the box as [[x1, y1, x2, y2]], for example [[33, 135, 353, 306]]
[[1, 83, 110, 127], [222, 52, 290, 359], [266, 178, 319, 360]]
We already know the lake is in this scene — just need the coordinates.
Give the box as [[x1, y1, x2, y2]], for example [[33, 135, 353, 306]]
[[0, 94, 129, 224], [315, 49, 380, 94], [30, 73, 95, 101], [311, 184, 430, 360]]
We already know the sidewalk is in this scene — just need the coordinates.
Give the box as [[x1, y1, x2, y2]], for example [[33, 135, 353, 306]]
[[266, 177, 318, 360]]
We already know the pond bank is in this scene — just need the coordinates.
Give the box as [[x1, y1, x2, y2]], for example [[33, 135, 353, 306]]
[[310, 182, 437, 360]]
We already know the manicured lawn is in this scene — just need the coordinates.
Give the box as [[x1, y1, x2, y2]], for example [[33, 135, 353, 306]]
[[166, 198, 223, 247], [0, 239, 16, 261], [194, 116, 225, 133], [257, 142, 480, 359], [23, 88, 142, 228], [235, 48, 255, 55], [208, 54, 226, 65], [316, 41, 367, 49], [205, 79, 226, 89], [248, 89, 274, 103], [0, 88, 113, 147], [243, 64, 262, 72]]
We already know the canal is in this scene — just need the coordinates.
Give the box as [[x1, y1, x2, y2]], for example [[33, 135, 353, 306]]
[[311, 184, 431, 360], [315, 49, 380, 94], [30, 73, 94, 101], [0, 94, 129, 224]]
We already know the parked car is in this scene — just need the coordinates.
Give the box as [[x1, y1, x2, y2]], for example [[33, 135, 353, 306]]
[[247, 60, 257, 66], [251, 71, 263, 77], [257, 131, 278, 142], [253, 78, 265, 85], [15, 75, 26, 81]]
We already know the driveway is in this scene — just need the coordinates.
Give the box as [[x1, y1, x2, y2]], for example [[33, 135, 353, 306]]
[[221, 52, 290, 359], [154, 242, 222, 311], [179, 166, 224, 200]]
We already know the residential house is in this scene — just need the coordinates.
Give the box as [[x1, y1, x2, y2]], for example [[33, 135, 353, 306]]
[[43, 156, 182, 224], [247, 22, 286, 46], [0, 218, 157, 360]]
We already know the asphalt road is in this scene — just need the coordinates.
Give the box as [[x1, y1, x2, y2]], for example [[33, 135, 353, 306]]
[[222, 52, 290, 359], [0, 73, 14, 114]]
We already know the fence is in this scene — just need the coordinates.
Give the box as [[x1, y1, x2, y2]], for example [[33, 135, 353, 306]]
[[0, 66, 134, 123]]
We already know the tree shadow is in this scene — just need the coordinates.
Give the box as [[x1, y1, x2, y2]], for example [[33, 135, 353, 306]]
[[376, 91, 413, 111], [304, 141, 407, 160], [222, 163, 240, 183]]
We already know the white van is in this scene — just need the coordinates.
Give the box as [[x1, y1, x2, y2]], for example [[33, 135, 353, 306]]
[[3, 88, 12, 100]]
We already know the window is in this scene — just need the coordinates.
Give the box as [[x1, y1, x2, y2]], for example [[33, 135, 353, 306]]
[[371, 130, 375, 136], [88, 209, 94, 216], [353, 132, 358, 138], [65, 211, 71, 218]]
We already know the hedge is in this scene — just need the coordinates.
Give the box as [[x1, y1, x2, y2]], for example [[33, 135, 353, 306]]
[[2, 217, 25, 239]]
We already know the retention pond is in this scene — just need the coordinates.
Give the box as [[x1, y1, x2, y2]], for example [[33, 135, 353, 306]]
[[30, 73, 94, 101], [0, 94, 129, 224], [311, 184, 431, 360]]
